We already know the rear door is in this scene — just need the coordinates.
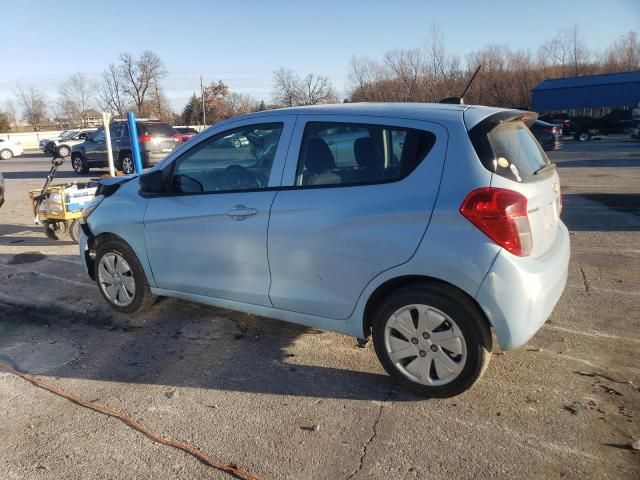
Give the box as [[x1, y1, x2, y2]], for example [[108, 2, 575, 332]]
[[267, 115, 447, 320]]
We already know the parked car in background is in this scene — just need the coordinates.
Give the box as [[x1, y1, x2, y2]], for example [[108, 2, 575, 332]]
[[568, 116, 602, 141], [630, 121, 640, 140], [40, 130, 74, 152], [0, 138, 24, 160], [174, 127, 199, 143], [530, 120, 563, 151], [46, 128, 97, 157], [538, 114, 571, 136], [79, 103, 569, 397], [71, 120, 180, 175], [0, 171, 4, 207]]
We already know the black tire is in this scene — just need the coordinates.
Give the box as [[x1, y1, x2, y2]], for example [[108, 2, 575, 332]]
[[71, 154, 89, 174], [577, 131, 591, 142], [68, 219, 80, 244], [43, 221, 68, 241], [57, 145, 71, 157], [372, 283, 492, 398], [0, 149, 13, 160], [94, 239, 157, 314]]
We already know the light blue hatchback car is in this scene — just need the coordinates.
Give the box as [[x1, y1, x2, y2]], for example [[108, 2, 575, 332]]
[[79, 103, 569, 397]]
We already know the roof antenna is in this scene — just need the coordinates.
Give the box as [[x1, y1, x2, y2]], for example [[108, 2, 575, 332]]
[[439, 65, 481, 105]]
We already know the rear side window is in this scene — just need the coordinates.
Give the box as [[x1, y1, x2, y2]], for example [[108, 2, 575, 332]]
[[138, 122, 176, 137], [296, 122, 435, 187]]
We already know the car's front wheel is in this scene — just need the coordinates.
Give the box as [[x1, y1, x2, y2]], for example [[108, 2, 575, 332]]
[[71, 154, 89, 174], [95, 239, 157, 314], [372, 283, 492, 398], [57, 145, 70, 157]]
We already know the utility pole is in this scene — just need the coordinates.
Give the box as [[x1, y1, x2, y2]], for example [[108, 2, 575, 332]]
[[200, 75, 206, 128]]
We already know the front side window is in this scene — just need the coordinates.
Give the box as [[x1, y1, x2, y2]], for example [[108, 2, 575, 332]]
[[92, 129, 105, 142], [296, 122, 435, 187], [172, 123, 283, 194]]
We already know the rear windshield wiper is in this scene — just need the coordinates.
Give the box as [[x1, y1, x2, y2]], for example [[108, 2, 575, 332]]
[[534, 163, 556, 175]]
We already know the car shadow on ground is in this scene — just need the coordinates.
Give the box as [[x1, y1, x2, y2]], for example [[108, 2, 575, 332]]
[[0, 224, 77, 246], [561, 193, 640, 231], [0, 254, 402, 402]]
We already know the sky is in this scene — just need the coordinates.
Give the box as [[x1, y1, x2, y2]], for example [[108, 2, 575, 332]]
[[2, 0, 639, 113]]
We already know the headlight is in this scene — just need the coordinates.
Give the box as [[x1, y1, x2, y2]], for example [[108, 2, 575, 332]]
[[82, 195, 105, 222]]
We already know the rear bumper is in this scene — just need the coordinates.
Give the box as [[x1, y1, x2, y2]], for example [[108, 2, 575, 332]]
[[475, 221, 570, 350]]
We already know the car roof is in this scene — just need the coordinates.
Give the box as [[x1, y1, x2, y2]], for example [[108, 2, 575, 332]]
[[223, 102, 511, 129]]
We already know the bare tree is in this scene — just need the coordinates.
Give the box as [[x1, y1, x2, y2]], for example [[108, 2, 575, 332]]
[[384, 48, 424, 101], [15, 85, 47, 131], [272, 68, 300, 107], [603, 31, 640, 71], [98, 63, 127, 116], [272, 68, 337, 106], [119, 51, 167, 114], [226, 92, 259, 116], [58, 73, 94, 126], [5, 100, 17, 129]]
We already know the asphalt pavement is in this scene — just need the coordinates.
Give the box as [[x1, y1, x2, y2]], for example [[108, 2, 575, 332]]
[[0, 138, 638, 479]]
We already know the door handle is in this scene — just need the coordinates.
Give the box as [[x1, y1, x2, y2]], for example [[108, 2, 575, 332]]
[[226, 205, 258, 220]]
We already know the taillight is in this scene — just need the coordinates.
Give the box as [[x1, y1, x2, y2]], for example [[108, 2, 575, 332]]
[[173, 134, 183, 143], [138, 135, 152, 143], [460, 188, 533, 257]]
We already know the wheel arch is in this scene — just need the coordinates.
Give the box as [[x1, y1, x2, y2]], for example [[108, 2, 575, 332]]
[[362, 275, 492, 339]]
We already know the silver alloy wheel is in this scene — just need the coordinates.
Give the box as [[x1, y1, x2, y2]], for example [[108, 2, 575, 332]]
[[0, 149, 12, 160], [72, 157, 83, 172], [58, 146, 70, 157], [98, 252, 136, 307], [384, 304, 467, 386], [579, 132, 590, 142], [233, 139, 241, 148], [121, 157, 134, 174]]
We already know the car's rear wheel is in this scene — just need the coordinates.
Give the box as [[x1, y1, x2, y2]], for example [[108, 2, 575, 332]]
[[95, 239, 156, 313], [120, 155, 135, 174], [0, 149, 13, 160], [57, 145, 70, 157], [578, 131, 591, 142], [71, 154, 89, 174], [372, 283, 492, 398]]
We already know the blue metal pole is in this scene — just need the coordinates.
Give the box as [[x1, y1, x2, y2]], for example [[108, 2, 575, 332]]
[[126, 112, 143, 174]]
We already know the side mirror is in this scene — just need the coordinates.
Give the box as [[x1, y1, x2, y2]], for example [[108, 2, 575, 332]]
[[139, 169, 166, 194]]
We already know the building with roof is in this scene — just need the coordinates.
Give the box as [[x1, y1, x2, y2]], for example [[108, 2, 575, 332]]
[[531, 71, 640, 113]]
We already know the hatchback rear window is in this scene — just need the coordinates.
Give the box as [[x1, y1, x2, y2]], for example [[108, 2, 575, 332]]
[[138, 122, 177, 137], [470, 118, 551, 183]]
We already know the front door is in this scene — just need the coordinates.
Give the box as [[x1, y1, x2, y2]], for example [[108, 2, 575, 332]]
[[85, 128, 106, 162], [143, 118, 293, 306]]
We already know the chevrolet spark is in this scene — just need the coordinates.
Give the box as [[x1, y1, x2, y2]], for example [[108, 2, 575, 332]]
[[79, 103, 569, 397]]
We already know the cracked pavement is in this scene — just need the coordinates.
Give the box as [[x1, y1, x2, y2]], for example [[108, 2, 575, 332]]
[[0, 140, 639, 479]]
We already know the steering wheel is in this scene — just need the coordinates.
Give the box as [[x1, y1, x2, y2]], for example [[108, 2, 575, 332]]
[[222, 165, 261, 189]]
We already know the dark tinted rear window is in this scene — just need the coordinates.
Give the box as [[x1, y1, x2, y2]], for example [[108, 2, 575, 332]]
[[137, 122, 176, 137], [487, 121, 550, 181], [469, 115, 551, 183]]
